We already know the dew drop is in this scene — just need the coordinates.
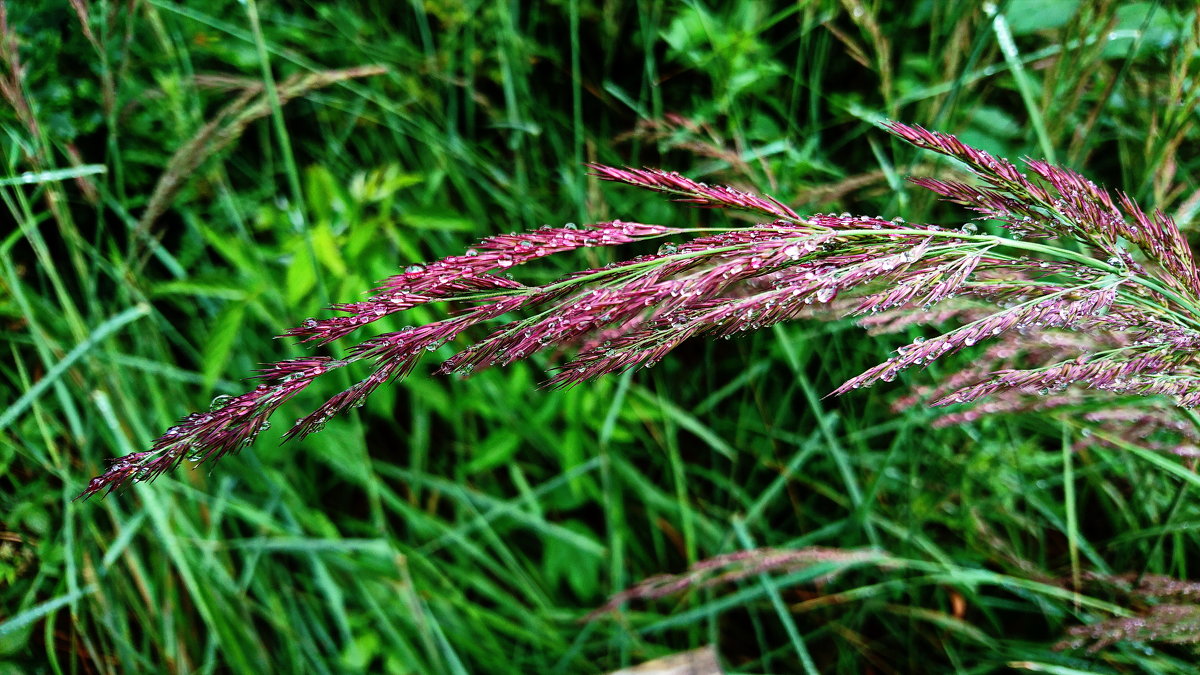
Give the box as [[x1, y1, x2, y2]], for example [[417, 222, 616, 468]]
[[405, 264, 426, 274]]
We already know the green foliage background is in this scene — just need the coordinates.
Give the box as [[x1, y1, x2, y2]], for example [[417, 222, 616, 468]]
[[3, 0, 1200, 672]]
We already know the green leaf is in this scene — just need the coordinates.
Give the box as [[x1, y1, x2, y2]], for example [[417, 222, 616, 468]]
[[400, 207, 476, 232], [0, 164, 106, 186], [311, 223, 348, 276], [202, 301, 248, 391], [542, 520, 603, 599], [1005, 0, 1080, 36], [464, 430, 521, 475], [285, 242, 317, 307]]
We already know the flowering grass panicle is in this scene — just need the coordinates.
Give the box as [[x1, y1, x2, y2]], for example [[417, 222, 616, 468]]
[[585, 546, 884, 621], [83, 122, 1200, 496], [1056, 573, 1200, 653]]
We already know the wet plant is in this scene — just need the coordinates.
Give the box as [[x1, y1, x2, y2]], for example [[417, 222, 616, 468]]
[[83, 121, 1200, 497], [1057, 572, 1200, 653]]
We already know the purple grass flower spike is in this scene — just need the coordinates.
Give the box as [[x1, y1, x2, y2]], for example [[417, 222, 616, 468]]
[[585, 546, 883, 621], [1054, 572, 1200, 652], [82, 121, 1200, 497]]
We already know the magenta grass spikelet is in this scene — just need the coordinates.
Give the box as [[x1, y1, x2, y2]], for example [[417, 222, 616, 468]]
[[83, 121, 1200, 497]]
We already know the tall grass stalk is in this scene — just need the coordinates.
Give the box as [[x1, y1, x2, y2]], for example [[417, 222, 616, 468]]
[[85, 122, 1200, 501]]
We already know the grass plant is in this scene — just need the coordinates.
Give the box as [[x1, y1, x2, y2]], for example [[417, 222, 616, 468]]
[[4, 1, 1200, 672]]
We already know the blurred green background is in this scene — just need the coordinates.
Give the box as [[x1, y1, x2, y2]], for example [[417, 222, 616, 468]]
[[3, 0, 1200, 672]]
